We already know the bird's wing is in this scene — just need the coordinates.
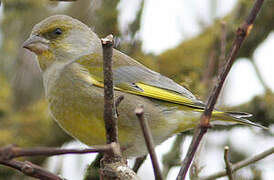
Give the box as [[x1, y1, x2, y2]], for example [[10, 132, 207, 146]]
[[76, 49, 205, 109]]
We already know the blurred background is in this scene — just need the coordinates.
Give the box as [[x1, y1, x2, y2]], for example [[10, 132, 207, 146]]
[[0, 0, 273, 179]]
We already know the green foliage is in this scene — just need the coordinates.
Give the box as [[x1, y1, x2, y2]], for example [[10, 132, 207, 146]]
[[128, 0, 144, 39], [237, 0, 274, 58], [94, 0, 120, 37], [0, 74, 70, 178], [234, 91, 274, 127], [157, 29, 215, 96], [155, 0, 274, 99], [0, 73, 71, 147]]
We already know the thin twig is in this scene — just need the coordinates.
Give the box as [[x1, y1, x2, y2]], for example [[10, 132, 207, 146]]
[[218, 21, 227, 74], [190, 134, 206, 179], [133, 155, 147, 173], [135, 105, 163, 180], [100, 34, 139, 179], [202, 49, 217, 88], [176, 0, 265, 179], [115, 95, 124, 117], [0, 144, 117, 180], [250, 59, 270, 91], [177, 126, 208, 180], [102, 34, 119, 145], [0, 144, 114, 159], [0, 160, 63, 180], [224, 146, 234, 180], [201, 146, 274, 180]]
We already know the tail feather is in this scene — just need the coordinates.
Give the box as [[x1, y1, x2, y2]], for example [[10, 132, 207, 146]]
[[225, 111, 252, 118], [213, 111, 268, 130]]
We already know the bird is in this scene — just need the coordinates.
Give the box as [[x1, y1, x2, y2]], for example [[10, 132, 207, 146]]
[[22, 15, 264, 157]]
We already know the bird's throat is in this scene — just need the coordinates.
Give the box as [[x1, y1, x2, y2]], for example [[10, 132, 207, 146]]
[[37, 51, 55, 71]]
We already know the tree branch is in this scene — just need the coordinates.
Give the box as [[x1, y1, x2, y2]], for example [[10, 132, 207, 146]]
[[176, 0, 265, 179], [135, 105, 163, 180], [201, 146, 274, 180], [0, 144, 119, 180], [0, 159, 63, 180], [0, 144, 114, 159], [100, 34, 139, 180], [102, 34, 119, 145], [224, 146, 234, 180]]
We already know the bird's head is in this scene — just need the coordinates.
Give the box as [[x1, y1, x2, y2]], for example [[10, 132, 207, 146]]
[[23, 15, 101, 71]]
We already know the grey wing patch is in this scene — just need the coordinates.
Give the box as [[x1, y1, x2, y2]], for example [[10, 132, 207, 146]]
[[113, 66, 199, 101], [113, 66, 157, 85], [113, 66, 148, 92], [148, 72, 196, 99]]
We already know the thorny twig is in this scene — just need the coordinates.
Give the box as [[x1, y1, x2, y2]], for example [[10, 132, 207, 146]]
[[224, 146, 234, 180], [201, 146, 274, 180], [135, 105, 163, 180], [176, 0, 265, 179]]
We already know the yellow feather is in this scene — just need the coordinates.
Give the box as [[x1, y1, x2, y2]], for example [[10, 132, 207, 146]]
[[90, 77, 198, 107], [89, 76, 225, 117], [125, 83, 195, 106]]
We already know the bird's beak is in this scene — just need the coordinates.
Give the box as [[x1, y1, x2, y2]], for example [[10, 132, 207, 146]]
[[23, 36, 50, 54]]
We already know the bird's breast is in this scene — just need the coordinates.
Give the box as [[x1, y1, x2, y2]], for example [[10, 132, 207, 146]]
[[43, 63, 107, 145]]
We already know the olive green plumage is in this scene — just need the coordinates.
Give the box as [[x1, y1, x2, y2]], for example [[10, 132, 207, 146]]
[[23, 15, 264, 157]]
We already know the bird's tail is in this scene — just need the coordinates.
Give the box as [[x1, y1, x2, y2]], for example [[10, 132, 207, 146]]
[[212, 111, 268, 129]]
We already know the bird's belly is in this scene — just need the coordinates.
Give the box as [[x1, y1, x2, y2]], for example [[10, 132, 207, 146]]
[[47, 88, 139, 151], [47, 92, 176, 157]]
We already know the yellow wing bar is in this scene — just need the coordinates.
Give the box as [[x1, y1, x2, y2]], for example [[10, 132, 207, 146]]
[[89, 77, 202, 108], [127, 83, 197, 107]]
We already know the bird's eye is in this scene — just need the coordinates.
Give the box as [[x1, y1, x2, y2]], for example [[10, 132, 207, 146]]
[[53, 28, 62, 35], [43, 28, 63, 40]]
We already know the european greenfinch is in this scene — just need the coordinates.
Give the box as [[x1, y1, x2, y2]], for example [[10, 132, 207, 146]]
[[23, 15, 264, 157]]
